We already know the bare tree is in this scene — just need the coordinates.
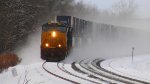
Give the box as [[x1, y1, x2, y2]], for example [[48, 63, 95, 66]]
[[112, 0, 137, 17], [0, 0, 74, 53]]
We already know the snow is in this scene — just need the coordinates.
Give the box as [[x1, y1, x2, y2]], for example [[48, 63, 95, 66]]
[[3, 32, 150, 84], [0, 65, 26, 84], [44, 62, 96, 84], [1, 54, 150, 83], [101, 54, 150, 83], [0, 63, 71, 84], [62, 63, 106, 84], [1, 31, 150, 83], [15, 31, 44, 65], [0, 62, 105, 84]]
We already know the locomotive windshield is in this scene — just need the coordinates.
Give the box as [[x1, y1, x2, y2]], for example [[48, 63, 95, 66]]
[[42, 23, 67, 32]]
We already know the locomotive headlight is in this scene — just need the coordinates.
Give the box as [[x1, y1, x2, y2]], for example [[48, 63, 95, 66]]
[[52, 31, 56, 37], [45, 43, 49, 47], [58, 44, 62, 47]]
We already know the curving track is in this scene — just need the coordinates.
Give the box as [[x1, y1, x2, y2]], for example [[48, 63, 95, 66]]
[[57, 63, 101, 84], [91, 59, 149, 84], [42, 61, 79, 84], [42, 59, 149, 84]]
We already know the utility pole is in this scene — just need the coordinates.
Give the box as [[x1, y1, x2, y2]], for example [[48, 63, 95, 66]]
[[132, 47, 134, 64]]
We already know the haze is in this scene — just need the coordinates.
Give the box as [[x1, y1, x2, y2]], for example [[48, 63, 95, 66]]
[[15, 0, 150, 64]]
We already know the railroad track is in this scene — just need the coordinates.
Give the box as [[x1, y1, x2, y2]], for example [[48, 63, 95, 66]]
[[42, 59, 149, 84], [76, 59, 124, 84], [42, 61, 103, 84], [76, 59, 149, 84], [42, 61, 79, 84], [57, 62, 101, 84], [71, 61, 110, 84], [91, 59, 149, 84]]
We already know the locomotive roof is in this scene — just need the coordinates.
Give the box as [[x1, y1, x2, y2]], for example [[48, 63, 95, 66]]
[[42, 22, 66, 27]]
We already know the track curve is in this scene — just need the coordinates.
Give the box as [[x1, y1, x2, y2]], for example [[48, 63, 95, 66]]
[[57, 62, 101, 84], [42, 58, 149, 84], [92, 59, 149, 84], [42, 61, 79, 84]]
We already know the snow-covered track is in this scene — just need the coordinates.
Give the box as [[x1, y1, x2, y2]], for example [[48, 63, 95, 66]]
[[71, 62, 110, 84], [77, 59, 127, 84], [42, 61, 79, 84], [42, 58, 149, 84], [57, 62, 101, 84], [92, 59, 149, 84]]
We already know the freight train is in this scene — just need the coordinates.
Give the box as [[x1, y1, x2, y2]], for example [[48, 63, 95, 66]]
[[41, 16, 142, 62], [41, 16, 92, 61]]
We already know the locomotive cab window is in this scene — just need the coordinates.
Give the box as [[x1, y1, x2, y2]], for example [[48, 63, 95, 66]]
[[42, 23, 67, 32]]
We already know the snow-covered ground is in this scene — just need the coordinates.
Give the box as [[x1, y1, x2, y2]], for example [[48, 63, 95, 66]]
[[2, 27, 150, 83], [1, 54, 150, 84], [101, 54, 150, 83]]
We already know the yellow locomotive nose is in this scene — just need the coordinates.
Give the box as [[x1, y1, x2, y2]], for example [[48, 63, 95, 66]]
[[52, 31, 56, 37]]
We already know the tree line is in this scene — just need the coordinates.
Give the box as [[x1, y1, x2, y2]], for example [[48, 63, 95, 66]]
[[0, 0, 136, 54]]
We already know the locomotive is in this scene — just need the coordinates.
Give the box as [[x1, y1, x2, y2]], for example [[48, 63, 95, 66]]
[[41, 16, 92, 62]]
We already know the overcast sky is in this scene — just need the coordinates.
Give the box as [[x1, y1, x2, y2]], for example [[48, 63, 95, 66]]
[[75, 0, 150, 18]]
